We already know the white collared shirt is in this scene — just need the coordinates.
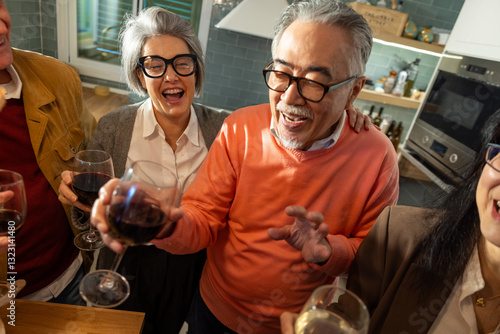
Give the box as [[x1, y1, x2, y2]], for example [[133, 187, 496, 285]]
[[126, 98, 208, 194], [270, 110, 346, 151], [429, 247, 500, 333], [1, 65, 23, 99]]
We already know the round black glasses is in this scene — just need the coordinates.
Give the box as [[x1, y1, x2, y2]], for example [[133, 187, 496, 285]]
[[262, 62, 359, 103], [138, 54, 197, 78]]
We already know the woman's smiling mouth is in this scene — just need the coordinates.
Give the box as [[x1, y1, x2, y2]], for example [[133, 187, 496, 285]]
[[163, 88, 184, 101]]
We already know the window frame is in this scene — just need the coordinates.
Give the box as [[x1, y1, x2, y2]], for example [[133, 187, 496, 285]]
[[56, 0, 213, 84]]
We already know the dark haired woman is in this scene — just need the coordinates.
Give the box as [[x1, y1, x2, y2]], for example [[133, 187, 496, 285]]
[[347, 110, 500, 333]]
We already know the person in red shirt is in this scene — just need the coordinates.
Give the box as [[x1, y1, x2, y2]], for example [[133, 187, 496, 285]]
[[0, 0, 94, 303]]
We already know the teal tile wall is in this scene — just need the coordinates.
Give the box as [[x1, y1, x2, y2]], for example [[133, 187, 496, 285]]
[[6, 0, 58, 58], [6, 0, 465, 133], [195, 0, 464, 116]]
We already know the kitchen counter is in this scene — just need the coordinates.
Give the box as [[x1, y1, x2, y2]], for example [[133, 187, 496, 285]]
[[83, 86, 130, 121]]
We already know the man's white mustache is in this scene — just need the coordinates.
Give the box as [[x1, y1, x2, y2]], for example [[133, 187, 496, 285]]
[[277, 101, 313, 119]]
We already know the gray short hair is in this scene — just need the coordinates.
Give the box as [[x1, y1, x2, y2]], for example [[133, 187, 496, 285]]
[[120, 6, 205, 96], [272, 0, 372, 75]]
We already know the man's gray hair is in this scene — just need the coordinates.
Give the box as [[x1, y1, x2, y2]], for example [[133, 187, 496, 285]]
[[120, 6, 205, 96], [272, 0, 372, 75]]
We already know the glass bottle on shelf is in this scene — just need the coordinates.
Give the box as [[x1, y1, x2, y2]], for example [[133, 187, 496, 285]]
[[367, 105, 375, 121], [390, 121, 404, 151], [384, 70, 397, 94], [392, 70, 407, 97], [385, 120, 396, 137], [373, 107, 384, 127], [380, 118, 391, 134], [404, 58, 420, 97]]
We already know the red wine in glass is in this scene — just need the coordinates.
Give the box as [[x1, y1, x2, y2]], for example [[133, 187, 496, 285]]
[[107, 202, 166, 245], [79, 160, 178, 308], [72, 150, 114, 251], [0, 209, 24, 235], [72, 172, 113, 207], [0, 170, 27, 238]]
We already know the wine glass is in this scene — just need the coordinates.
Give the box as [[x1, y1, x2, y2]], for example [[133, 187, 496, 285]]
[[72, 150, 114, 251], [294, 285, 369, 334], [79, 160, 178, 308], [0, 170, 27, 305], [0, 170, 26, 237]]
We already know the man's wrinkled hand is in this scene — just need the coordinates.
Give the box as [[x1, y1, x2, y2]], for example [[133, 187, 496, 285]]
[[268, 206, 331, 265]]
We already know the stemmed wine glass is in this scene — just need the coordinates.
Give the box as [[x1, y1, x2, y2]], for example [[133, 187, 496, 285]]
[[294, 284, 369, 334], [72, 150, 114, 251], [79, 160, 179, 308], [0, 170, 26, 237], [0, 170, 27, 303]]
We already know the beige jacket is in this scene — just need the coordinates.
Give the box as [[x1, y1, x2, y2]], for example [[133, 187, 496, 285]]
[[347, 205, 444, 334], [13, 48, 95, 217], [12, 48, 95, 268]]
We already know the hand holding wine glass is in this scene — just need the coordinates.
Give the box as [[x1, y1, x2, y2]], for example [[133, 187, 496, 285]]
[[80, 160, 179, 308], [72, 150, 114, 251], [0, 170, 27, 300]]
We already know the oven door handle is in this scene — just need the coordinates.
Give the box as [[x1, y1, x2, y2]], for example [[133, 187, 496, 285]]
[[400, 148, 454, 193]]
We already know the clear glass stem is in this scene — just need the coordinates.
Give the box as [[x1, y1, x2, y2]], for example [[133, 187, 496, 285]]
[[86, 223, 98, 242], [98, 246, 128, 292], [109, 246, 128, 273]]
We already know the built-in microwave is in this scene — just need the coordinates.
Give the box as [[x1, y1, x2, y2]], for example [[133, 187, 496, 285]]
[[405, 54, 500, 186]]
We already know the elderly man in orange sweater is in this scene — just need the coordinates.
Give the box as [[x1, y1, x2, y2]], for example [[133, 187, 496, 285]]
[[92, 0, 399, 332]]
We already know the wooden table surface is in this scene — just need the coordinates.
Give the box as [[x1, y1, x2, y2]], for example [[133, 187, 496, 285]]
[[0, 299, 144, 334]]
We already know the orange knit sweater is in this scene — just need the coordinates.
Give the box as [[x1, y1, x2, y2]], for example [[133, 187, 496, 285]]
[[154, 104, 399, 333]]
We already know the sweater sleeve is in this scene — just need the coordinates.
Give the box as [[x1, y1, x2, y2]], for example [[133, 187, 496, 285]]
[[152, 120, 236, 254]]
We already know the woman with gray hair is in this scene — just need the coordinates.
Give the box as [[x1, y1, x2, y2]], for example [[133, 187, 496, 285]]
[[59, 7, 229, 334]]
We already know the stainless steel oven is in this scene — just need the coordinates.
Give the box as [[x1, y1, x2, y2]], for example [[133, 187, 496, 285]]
[[405, 54, 500, 186]]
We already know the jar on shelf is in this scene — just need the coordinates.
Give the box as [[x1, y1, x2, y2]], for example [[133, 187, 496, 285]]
[[418, 26, 434, 43]]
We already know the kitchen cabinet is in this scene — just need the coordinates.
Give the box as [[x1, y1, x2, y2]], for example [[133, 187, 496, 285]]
[[444, 0, 500, 61], [374, 32, 445, 55]]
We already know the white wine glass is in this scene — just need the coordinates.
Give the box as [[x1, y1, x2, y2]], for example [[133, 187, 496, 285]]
[[72, 150, 114, 251], [0, 170, 27, 306], [79, 160, 179, 308], [295, 285, 369, 334]]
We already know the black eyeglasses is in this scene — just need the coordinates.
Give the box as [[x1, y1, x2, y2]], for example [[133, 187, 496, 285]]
[[138, 54, 197, 78], [486, 143, 500, 172], [262, 62, 359, 103]]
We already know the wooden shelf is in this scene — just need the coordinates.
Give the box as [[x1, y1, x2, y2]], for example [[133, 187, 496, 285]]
[[373, 32, 445, 54], [357, 89, 421, 109]]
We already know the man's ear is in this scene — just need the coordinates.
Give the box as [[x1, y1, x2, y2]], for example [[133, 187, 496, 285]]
[[344, 76, 366, 110]]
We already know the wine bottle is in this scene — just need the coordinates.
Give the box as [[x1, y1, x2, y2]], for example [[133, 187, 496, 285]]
[[385, 120, 396, 138], [390, 122, 404, 151], [373, 107, 384, 127], [367, 105, 375, 122]]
